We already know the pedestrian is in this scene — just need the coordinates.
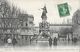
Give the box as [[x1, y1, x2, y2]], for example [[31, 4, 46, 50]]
[[7, 37, 12, 46], [53, 37, 57, 46], [72, 37, 78, 45], [12, 37, 17, 46], [48, 37, 52, 47], [4, 36, 8, 44]]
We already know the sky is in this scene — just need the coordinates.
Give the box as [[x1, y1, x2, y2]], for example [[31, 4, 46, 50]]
[[7, 0, 79, 26]]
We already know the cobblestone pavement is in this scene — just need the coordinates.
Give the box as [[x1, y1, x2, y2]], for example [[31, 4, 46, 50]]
[[0, 39, 79, 52], [0, 44, 79, 52], [0, 39, 80, 47], [10, 40, 80, 48]]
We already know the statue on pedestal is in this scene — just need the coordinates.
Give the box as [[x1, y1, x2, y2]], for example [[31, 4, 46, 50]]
[[39, 5, 50, 38]]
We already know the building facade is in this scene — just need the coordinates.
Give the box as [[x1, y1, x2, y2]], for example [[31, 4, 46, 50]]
[[34, 24, 72, 40], [18, 14, 34, 40]]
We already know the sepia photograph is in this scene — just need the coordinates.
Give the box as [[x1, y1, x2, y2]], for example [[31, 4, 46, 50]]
[[0, 0, 79, 52]]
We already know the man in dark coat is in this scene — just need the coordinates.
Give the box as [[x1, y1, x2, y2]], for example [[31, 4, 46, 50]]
[[4, 36, 9, 44], [48, 37, 52, 47], [12, 37, 17, 46], [72, 37, 78, 44], [53, 37, 57, 46]]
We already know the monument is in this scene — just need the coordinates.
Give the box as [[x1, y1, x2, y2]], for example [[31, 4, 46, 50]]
[[39, 5, 50, 38]]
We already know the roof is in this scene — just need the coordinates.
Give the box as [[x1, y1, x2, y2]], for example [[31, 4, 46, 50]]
[[50, 24, 72, 26]]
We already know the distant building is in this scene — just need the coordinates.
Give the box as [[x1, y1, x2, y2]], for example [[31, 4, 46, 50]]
[[27, 15, 34, 28], [17, 14, 34, 40], [34, 24, 72, 39], [34, 24, 72, 33], [49, 24, 72, 32], [72, 9, 80, 38]]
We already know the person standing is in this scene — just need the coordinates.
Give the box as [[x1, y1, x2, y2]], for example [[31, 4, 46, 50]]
[[48, 37, 52, 47], [4, 36, 8, 44], [72, 37, 78, 45], [12, 37, 17, 46], [7, 37, 12, 46], [53, 37, 57, 46]]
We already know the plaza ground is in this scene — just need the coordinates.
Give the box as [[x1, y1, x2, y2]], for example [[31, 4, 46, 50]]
[[0, 45, 79, 52], [0, 39, 80, 47], [0, 39, 79, 52]]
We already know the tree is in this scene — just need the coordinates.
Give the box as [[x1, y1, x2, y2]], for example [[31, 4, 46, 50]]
[[0, 1, 20, 35], [0, 1, 34, 39]]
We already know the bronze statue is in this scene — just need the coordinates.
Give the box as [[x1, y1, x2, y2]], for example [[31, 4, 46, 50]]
[[41, 5, 47, 20]]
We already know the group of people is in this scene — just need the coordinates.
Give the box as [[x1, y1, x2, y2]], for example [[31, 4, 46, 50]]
[[4, 36, 17, 46], [48, 37, 57, 47]]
